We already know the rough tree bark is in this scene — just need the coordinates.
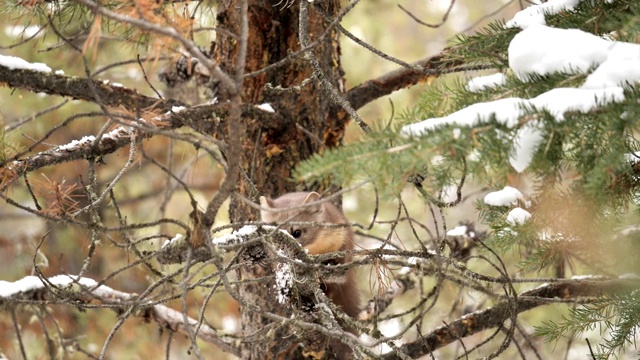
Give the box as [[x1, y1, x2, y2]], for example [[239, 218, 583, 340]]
[[214, 1, 347, 358]]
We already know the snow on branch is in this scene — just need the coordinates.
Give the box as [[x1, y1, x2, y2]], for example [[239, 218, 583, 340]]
[[484, 186, 525, 207], [505, 0, 580, 29], [0, 61, 183, 111], [0, 54, 51, 73], [0, 274, 239, 355], [401, 22, 639, 173], [4, 125, 141, 188], [3, 104, 281, 184], [157, 225, 306, 265]]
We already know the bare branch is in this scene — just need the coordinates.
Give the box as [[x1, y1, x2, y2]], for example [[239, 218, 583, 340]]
[[0, 64, 183, 111], [345, 51, 464, 111], [3, 103, 281, 181], [0, 275, 240, 356], [381, 278, 639, 359]]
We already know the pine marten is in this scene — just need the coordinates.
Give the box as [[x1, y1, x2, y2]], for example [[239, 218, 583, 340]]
[[259, 192, 360, 318]]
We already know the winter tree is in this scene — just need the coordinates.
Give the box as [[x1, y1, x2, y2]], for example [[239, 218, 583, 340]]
[[0, 0, 639, 359]]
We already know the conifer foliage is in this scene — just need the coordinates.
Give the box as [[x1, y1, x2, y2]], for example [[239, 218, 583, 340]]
[[299, 0, 640, 357]]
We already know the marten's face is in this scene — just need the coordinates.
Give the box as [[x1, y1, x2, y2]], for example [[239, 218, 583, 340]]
[[260, 193, 324, 248]]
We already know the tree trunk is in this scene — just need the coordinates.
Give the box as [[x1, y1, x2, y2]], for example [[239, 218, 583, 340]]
[[214, 1, 346, 358]]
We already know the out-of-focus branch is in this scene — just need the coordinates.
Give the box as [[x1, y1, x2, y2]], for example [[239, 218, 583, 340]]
[[0, 275, 240, 356], [358, 275, 413, 321], [3, 101, 280, 181], [381, 278, 639, 360], [200, 0, 248, 232], [345, 51, 464, 111], [0, 65, 183, 111]]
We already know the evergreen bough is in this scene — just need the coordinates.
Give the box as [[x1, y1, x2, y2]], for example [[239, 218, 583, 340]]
[[296, 0, 640, 356]]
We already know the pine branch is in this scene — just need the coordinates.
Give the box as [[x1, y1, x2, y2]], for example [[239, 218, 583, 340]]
[[345, 51, 465, 111], [381, 278, 639, 359], [0, 64, 183, 112], [2, 100, 280, 181], [0, 275, 240, 356]]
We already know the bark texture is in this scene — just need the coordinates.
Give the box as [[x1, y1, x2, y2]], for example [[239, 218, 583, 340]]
[[214, 1, 346, 358]]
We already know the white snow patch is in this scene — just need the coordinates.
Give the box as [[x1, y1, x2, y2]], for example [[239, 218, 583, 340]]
[[221, 315, 240, 333], [401, 86, 624, 172], [506, 207, 532, 225], [4, 25, 42, 38], [624, 150, 640, 162], [510, 122, 544, 173], [505, 0, 580, 29], [401, 97, 526, 136], [399, 257, 418, 275], [274, 262, 293, 304], [212, 225, 268, 245], [171, 106, 187, 113], [256, 103, 275, 113], [466, 73, 506, 92], [54, 69, 65, 75], [619, 273, 640, 280], [431, 155, 445, 166], [162, 233, 183, 248], [509, 25, 640, 80], [402, 86, 622, 137], [447, 225, 468, 237], [0, 275, 101, 298], [582, 59, 640, 89], [440, 183, 459, 203], [111, 82, 124, 88], [401, 22, 639, 173], [359, 318, 403, 354], [0, 54, 51, 73], [57, 135, 96, 151], [529, 87, 624, 121], [571, 274, 599, 280], [484, 186, 523, 206], [103, 127, 130, 141]]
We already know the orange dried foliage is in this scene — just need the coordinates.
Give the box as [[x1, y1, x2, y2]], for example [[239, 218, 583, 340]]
[[368, 256, 395, 298], [32, 175, 82, 216], [0, 163, 21, 193], [119, 0, 195, 68], [83, 15, 103, 59]]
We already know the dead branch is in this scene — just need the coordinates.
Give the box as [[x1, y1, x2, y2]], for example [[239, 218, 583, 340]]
[[345, 51, 463, 111], [381, 278, 640, 359], [0, 64, 183, 112], [2, 101, 280, 180], [0, 275, 240, 356]]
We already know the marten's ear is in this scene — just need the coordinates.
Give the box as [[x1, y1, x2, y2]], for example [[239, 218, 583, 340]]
[[303, 192, 321, 203], [302, 192, 323, 213], [259, 196, 272, 208], [259, 196, 273, 220]]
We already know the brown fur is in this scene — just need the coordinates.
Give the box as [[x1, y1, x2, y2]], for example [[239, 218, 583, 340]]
[[259, 192, 360, 318]]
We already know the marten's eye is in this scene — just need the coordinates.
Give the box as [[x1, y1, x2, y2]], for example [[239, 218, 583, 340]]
[[291, 229, 303, 238]]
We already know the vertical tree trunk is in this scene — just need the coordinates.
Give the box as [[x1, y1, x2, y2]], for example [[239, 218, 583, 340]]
[[214, 1, 346, 358]]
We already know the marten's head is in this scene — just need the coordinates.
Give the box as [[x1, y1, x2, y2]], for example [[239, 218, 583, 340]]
[[259, 192, 328, 249]]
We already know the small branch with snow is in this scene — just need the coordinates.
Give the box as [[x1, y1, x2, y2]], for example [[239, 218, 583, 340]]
[[2, 125, 142, 190], [484, 186, 524, 207], [0, 274, 240, 355]]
